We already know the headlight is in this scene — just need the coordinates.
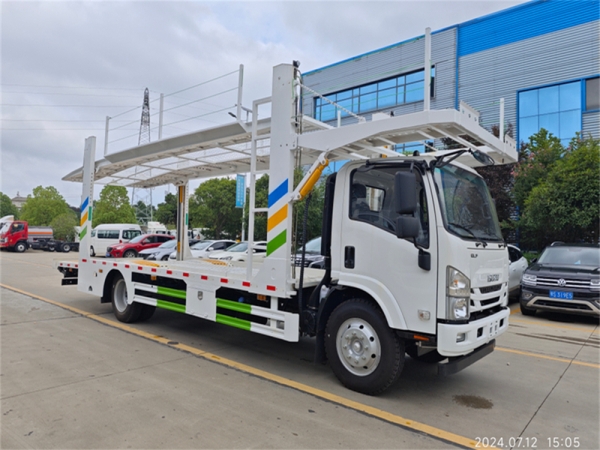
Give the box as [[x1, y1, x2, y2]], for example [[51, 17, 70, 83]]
[[222, 256, 232, 261], [591, 279, 600, 290], [522, 273, 537, 286], [446, 266, 470, 321], [146, 254, 156, 260]]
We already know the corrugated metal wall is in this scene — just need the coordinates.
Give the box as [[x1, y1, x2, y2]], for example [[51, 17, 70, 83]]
[[583, 112, 600, 139], [458, 20, 600, 141], [458, 0, 599, 57], [301, 28, 456, 123]]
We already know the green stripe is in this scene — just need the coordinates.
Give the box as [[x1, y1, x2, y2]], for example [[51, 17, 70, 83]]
[[157, 286, 186, 300], [267, 229, 287, 256], [156, 299, 186, 313], [79, 226, 87, 240], [88, 206, 92, 223], [217, 298, 252, 314], [216, 314, 251, 331]]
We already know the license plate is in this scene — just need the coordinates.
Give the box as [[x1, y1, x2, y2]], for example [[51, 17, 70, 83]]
[[550, 290, 573, 300]]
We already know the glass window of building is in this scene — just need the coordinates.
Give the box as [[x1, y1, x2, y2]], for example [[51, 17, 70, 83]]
[[585, 77, 599, 111], [518, 81, 581, 146], [314, 67, 435, 122]]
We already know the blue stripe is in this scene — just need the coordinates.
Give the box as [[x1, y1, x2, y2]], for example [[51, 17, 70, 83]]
[[458, 0, 599, 57], [80, 197, 89, 213], [268, 179, 288, 208]]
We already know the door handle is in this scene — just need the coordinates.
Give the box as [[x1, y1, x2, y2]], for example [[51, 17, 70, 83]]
[[344, 246, 355, 269]]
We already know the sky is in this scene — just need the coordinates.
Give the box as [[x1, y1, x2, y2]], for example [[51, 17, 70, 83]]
[[1, 0, 528, 209]]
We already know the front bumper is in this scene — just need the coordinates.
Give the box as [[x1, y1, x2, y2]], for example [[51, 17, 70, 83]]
[[521, 288, 600, 316], [437, 307, 509, 357]]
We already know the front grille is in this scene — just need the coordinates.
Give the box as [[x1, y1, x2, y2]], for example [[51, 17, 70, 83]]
[[480, 284, 502, 294], [536, 277, 591, 289], [481, 296, 500, 306]]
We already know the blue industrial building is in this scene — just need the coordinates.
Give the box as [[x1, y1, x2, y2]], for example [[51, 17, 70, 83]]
[[301, 0, 599, 154]]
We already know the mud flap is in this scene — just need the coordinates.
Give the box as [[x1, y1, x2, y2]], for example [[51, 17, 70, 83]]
[[438, 340, 495, 376]]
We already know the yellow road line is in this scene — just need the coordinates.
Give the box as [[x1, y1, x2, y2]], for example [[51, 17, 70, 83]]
[[1, 282, 484, 450], [496, 347, 600, 369]]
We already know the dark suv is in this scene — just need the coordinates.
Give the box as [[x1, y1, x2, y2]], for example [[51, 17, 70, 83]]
[[520, 243, 600, 317]]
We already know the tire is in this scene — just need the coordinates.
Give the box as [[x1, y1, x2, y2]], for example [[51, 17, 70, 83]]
[[90, 246, 95, 257], [520, 301, 536, 316], [138, 304, 156, 322], [406, 345, 446, 363], [111, 274, 142, 323], [161, 255, 169, 261], [48, 244, 56, 252], [14, 242, 27, 253], [325, 299, 404, 395], [62, 243, 71, 253], [123, 250, 137, 258]]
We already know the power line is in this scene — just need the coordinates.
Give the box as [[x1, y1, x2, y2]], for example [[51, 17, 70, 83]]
[[0, 83, 152, 91], [1, 104, 139, 108], [1, 91, 144, 98]]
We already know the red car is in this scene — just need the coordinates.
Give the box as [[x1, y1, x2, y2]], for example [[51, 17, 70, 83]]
[[106, 234, 174, 258]]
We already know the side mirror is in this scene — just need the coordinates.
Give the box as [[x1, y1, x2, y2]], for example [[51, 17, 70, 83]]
[[396, 216, 419, 239], [395, 172, 417, 214]]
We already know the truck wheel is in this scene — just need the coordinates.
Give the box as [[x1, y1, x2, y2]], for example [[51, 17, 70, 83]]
[[14, 242, 27, 253], [48, 244, 56, 252], [325, 299, 404, 395], [62, 243, 71, 253], [90, 246, 95, 257], [406, 345, 445, 363], [123, 250, 137, 258], [111, 273, 142, 323]]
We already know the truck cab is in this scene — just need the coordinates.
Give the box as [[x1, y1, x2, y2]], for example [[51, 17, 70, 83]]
[[321, 157, 509, 379], [0, 218, 28, 252]]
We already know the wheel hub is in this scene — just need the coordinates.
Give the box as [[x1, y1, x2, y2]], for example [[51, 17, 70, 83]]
[[336, 318, 381, 376]]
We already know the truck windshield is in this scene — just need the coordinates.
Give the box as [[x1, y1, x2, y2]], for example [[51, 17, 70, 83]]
[[433, 164, 503, 243], [0, 222, 10, 236]]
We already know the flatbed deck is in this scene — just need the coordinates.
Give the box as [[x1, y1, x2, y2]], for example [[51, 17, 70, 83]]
[[57, 257, 324, 291]]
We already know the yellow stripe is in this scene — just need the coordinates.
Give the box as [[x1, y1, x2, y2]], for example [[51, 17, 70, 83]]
[[267, 205, 287, 232], [80, 211, 88, 226], [0, 282, 484, 450], [131, 259, 161, 267], [496, 346, 600, 369]]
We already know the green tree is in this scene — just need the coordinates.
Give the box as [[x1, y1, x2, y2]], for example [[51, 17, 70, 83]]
[[93, 186, 136, 227], [519, 134, 600, 249], [0, 192, 19, 219], [50, 212, 78, 241], [189, 178, 242, 239], [155, 193, 178, 227], [512, 128, 563, 211], [20, 186, 71, 225]]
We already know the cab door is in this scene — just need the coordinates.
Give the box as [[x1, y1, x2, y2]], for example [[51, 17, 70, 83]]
[[332, 164, 438, 334]]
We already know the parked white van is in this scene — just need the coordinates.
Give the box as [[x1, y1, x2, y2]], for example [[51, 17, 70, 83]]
[[90, 224, 142, 256]]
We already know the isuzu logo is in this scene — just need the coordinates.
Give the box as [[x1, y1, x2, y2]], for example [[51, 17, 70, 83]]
[[487, 274, 500, 282], [557, 279, 566, 287]]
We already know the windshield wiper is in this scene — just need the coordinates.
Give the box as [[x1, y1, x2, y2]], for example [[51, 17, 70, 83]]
[[448, 222, 487, 247]]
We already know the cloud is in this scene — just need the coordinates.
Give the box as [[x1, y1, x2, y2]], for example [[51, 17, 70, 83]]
[[1, 0, 526, 208]]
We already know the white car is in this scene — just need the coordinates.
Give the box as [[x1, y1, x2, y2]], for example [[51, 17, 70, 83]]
[[508, 244, 528, 298], [209, 241, 267, 262], [169, 239, 236, 260]]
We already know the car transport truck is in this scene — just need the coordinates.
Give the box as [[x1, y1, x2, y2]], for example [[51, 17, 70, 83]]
[[56, 61, 517, 394]]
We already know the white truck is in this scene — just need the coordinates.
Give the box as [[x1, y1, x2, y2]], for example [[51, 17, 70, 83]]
[[57, 62, 517, 394]]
